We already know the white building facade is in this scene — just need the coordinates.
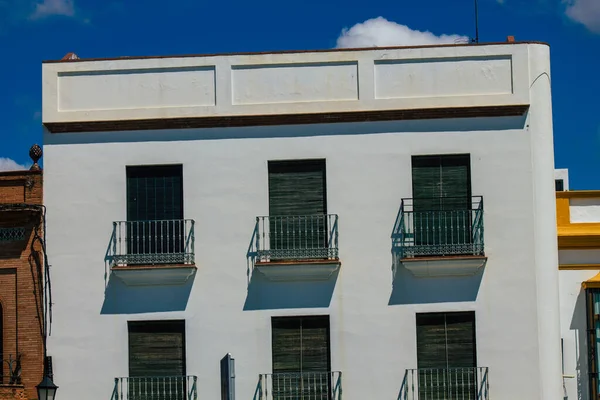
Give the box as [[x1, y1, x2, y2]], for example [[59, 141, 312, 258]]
[[43, 42, 563, 400], [556, 170, 600, 400]]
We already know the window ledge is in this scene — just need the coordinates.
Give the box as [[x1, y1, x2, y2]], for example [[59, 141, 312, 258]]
[[399, 255, 487, 278], [255, 260, 340, 281], [112, 264, 196, 286]]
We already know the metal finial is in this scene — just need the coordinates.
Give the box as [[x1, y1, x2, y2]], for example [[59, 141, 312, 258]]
[[29, 144, 42, 171]]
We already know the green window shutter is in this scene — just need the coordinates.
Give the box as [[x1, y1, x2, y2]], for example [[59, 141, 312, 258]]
[[416, 313, 448, 369], [298, 317, 330, 373], [128, 321, 186, 378], [271, 316, 330, 373], [126, 166, 184, 259], [411, 155, 471, 249], [411, 155, 470, 207], [416, 312, 477, 398], [268, 160, 327, 217], [439, 156, 470, 210], [271, 316, 331, 399], [127, 165, 183, 222], [268, 160, 327, 254], [272, 318, 303, 373]]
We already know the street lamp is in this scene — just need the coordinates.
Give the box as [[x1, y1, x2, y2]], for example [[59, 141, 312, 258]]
[[36, 372, 58, 400]]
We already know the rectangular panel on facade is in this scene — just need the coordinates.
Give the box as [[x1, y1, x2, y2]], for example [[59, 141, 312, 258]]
[[232, 62, 359, 105], [374, 56, 513, 99], [58, 66, 216, 111]]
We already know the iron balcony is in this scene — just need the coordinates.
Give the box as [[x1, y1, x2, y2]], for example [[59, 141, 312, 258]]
[[254, 214, 339, 262], [109, 219, 195, 267], [255, 371, 342, 400], [399, 367, 489, 400], [111, 376, 197, 400], [392, 196, 484, 260]]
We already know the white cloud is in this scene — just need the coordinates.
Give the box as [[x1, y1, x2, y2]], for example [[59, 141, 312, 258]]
[[30, 0, 75, 20], [336, 17, 469, 49], [565, 0, 600, 33], [0, 158, 28, 172]]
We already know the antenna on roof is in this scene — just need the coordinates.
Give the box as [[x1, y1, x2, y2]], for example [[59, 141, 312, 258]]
[[471, 0, 480, 43]]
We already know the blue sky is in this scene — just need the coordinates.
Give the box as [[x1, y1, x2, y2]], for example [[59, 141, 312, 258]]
[[0, 0, 599, 189]]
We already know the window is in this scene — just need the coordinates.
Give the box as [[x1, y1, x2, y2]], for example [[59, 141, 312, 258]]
[[411, 155, 472, 253], [128, 320, 186, 400], [416, 312, 477, 398], [586, 290, 600, 399], [555, 179, 565, 192], [271, 316, 331, 399], [126, 165, 184, 262], [268, 160, 327, 217], [0, 302, 3, 383], [268, 160, 327, 258]]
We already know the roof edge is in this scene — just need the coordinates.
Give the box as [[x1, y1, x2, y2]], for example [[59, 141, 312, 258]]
[[0, 169, 43, 177], [556, 190, 600, 199], [42, 41, 550, 64]]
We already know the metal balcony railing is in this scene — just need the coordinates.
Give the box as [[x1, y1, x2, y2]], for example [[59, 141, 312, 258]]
[[392, 197, 484, 260], [255, 371, 342, 400], [0, 354, 21, 385], [111, 376, 197, 400], [254, 215, 339, 262], [399, 367, 489, 400], [109, 219, 195, 266]]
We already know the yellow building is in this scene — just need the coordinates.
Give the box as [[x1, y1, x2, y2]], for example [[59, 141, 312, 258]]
[[556, 169, 600, 399]]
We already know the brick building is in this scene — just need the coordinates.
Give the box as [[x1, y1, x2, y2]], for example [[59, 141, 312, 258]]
[[0, 145, 45, 400]]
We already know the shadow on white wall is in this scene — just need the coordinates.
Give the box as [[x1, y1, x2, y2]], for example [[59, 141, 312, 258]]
[[388, 266, 484, 305]]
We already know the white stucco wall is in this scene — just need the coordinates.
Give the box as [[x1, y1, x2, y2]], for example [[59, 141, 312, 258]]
[[555, 169, 570, 191], [43, 44, 531, 124], [570, 198, 600, 223], [559, 192, 600, 400], [560, 269, 598, 400], [43, 43, 561, 400]]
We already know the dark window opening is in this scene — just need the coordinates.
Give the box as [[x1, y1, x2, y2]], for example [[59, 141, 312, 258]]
[[416, 312, 477, 398], [271, 315, 331, 399], [126, 165, 184, 262], [268, 160, 328, 258], [586, 290, 600, 399], [555, 179, 565, 192], [128, 320, 186, 400], [0, 302, 3, 382], [411, 155, 473, 254]]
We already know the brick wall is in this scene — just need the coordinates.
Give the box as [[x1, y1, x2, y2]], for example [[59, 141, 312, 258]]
[[0, 171, 44, 400], [0, 386, 26, 400]]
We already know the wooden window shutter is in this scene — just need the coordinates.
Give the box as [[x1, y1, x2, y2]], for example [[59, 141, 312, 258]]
[[411, 155, 470, 208], [271, 316, 330, 373], [416, 312, 476, 369], [272, 317, 302, 373], [268, 160, 327, 217], [128, 321, 186, 377], [127, 165, 183, 222], [416, 312, 477, 399]]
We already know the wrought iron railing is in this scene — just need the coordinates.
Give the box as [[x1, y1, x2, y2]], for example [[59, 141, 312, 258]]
[[0, 227, 26, 242], [0, 354, 21, 385], [111, 376, 197, 400], [392, 197, 484, 261], [399, 367, 489, 400], [255, 371, 342, 400], [254, 215, 339, 262], [109, 219, 195, 266]]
